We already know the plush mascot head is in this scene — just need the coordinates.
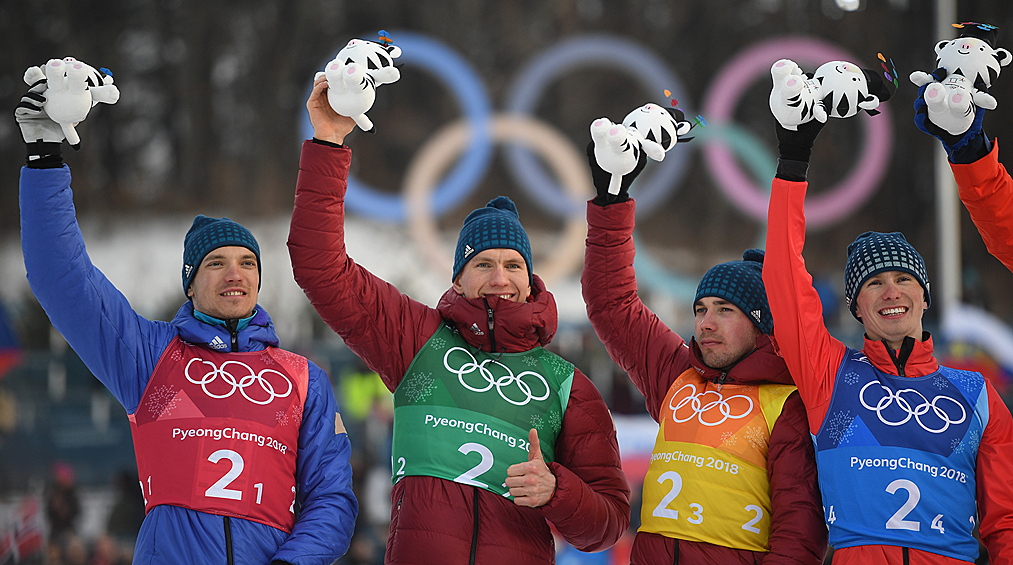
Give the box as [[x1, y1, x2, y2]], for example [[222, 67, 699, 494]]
[[621, 103, 692, 159], [932, 22, 1011, 90], [335, 37, 402, 85], [814, 60, 896, 118], [27, 56, 119, 149]]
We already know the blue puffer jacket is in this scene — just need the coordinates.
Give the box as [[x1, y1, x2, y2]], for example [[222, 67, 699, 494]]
[[20, 165, 357, 565]]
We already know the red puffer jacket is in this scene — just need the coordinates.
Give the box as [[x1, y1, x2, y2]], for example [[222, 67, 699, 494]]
[[288, 140, 631, 565], [582, 199, 827, 565]]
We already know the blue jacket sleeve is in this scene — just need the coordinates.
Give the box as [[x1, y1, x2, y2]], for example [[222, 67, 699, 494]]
[[272, 361, 358, 565], [19, 165, 175, 413]]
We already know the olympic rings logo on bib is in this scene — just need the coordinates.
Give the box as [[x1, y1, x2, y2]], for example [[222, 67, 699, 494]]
[[669, 383, 754, 426], [859, 381, 967, 434], [443, 347, 550, 406], [185, 357, 293, 405]]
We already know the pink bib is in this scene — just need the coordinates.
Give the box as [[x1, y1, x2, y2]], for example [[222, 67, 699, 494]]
[[129, 338, 308, 532]]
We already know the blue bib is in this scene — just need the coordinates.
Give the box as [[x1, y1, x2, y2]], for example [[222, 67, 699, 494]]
[[814, 349, 988, 561]]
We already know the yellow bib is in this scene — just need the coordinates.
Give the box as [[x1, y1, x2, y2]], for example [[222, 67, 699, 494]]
[[639, 368, 796, 551]]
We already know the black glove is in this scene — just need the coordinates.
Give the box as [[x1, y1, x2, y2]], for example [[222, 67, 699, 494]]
[[586, 140, 648, 206], [14, 68, 65, 168], [774, 117, 825, 182]]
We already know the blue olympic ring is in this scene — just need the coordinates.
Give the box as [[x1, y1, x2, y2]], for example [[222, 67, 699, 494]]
[[302, 31, 493, 222], [503, 34, 693, 218]]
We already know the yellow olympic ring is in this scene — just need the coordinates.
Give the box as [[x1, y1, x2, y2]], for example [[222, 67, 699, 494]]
[[404, 114, 593, 285]]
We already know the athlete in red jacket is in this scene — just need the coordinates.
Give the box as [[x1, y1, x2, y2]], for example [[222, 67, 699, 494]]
[[582, 144, 826, 565], [287, 75, 630, 565], [765, 100, 1013, 563]]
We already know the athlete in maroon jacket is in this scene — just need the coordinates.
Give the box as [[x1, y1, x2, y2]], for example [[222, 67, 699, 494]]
[[286, 75, 630, 565], [582, 144, 826, 564]]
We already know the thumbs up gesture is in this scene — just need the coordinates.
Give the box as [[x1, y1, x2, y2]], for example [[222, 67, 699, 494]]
[[505, 428, 556, 508]]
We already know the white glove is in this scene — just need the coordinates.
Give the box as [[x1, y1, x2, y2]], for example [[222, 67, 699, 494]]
[[15, 66, 66, 148]]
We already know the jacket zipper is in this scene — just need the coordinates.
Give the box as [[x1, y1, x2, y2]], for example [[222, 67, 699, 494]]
[[224, 516, 234, 565], [715, 371, 729, 392], [469, 487, 480, 565], [224, 320, 238, 564], [883, 335, 916, 377], [226, 319, 239, 352], [482, 298, 499, 355]]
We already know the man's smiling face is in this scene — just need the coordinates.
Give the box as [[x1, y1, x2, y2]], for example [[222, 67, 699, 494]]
[[855, 270, 927, 349], [187, 246, 259, 319], [452, 248, 531, 303]]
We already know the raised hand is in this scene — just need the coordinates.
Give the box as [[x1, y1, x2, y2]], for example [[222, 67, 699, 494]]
[[307, 74, 357, 145], [914, 78, 987, 157], [15, 67, 66, 163], [505, 428, 556, 508]]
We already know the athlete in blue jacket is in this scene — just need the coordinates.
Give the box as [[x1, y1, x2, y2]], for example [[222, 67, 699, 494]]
[[16, 68, 356, 565]]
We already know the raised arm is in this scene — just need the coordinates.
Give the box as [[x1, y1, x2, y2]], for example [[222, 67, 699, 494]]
[[950, 139, 1013, 274], [581, 142, 693, 419], [287, 77, 442, 390], [763, 120, 847, 432], [17, 81, 170, 414]]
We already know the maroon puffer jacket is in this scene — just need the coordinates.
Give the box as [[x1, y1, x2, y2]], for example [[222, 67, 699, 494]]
[[288, 140, 631, 564], [582, 199, 827, 565]]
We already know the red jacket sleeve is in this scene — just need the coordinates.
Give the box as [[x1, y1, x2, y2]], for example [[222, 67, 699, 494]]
[[581, 199, 694, 420], [763, 176, 847, 433], [540, 369, 631, 551], [287, 140, 443, 391], [763, 392, 827, 565], [951, 139, 1013, 275], [976, 378, 1013, 564]]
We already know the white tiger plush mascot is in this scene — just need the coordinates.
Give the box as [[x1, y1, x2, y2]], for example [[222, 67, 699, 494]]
[[24, 57, 119, 149], [317, 33, 402, 133], [591, 103, 693, 197], [770, 58, 895, 130]]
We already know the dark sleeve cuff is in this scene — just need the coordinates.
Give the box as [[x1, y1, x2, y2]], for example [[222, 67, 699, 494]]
[[775, 158, 809, 182], [949, 131, 991, 165], [25, 141, 64, 169], [311, 138, 345, 149], [591, 193, 630, 207]]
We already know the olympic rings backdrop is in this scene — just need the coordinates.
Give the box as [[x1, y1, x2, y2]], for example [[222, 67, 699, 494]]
[[303, 32, 893, 299]]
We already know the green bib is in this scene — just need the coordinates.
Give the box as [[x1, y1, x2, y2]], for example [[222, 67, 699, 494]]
[[392, 324, 573, 497]]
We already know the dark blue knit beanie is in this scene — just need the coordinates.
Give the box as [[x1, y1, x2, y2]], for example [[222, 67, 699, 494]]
[[182, 215, 262, 297], [452, 196, 533, 284], [694, 249, 772, 335], [844, 231, 930, 320]]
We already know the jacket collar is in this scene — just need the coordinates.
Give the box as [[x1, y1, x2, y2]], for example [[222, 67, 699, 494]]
[[436, 275, 557, 353], [862, 331, 939, 377], [687, 334, 793, 386], [172, 301, 279, 352]]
